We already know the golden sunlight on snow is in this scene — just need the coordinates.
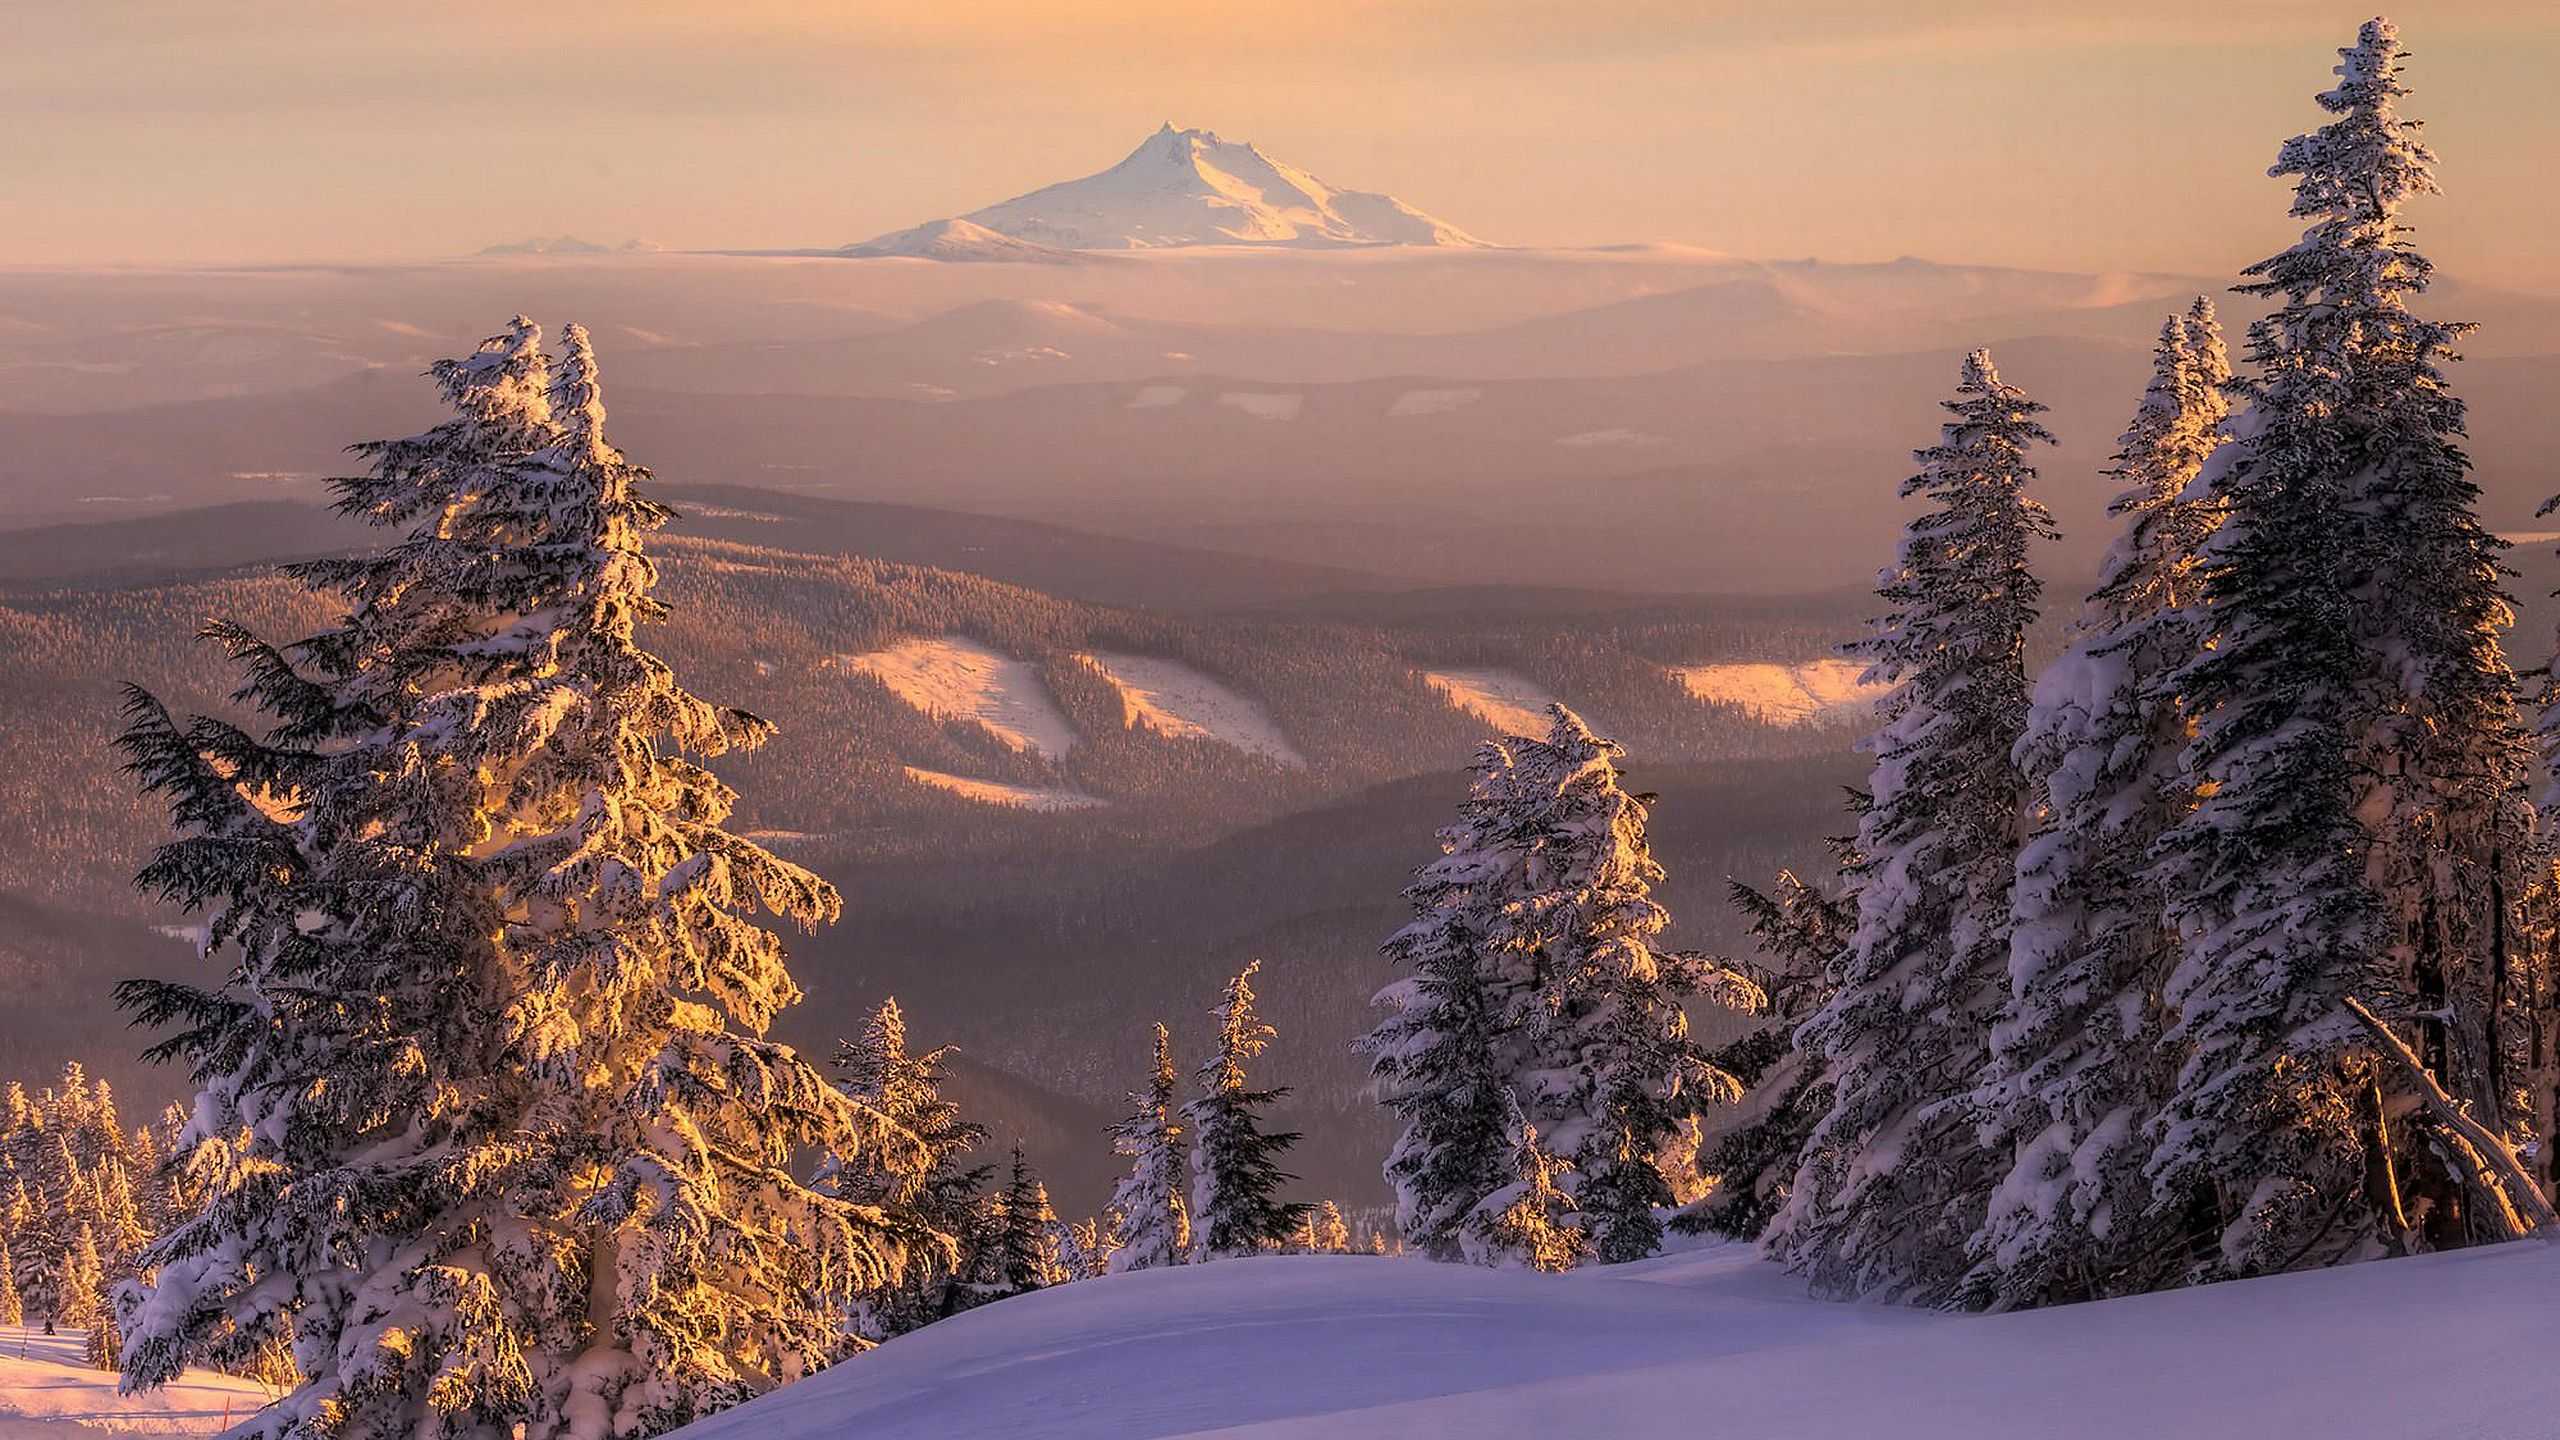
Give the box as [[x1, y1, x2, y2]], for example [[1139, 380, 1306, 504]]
[[1077, 652, 1306, 767], [1423, 668, 1570, 740], [843, 636, 1080, 758], [1671, 659, 1888, 728]]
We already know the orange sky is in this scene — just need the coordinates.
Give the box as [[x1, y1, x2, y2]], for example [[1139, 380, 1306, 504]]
[[3, 1, 2555, 285]]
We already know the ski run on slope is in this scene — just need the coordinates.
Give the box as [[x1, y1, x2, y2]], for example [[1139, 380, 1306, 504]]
[[669, 1241, 2560, 1440], [845, 637, 1081, 758], [1423, 668, 1572, 739], [1077, 652, 1307, 767], [1673, 658, 1888, 727]]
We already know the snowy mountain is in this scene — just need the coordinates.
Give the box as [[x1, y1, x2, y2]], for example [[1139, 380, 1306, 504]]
[[842, 218, 1082, 264], [866, 124, 1485, 252], [667, 1242, 2560, 1440]]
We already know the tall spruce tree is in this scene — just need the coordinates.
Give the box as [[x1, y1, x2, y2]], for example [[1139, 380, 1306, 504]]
[[1966, 302, 2231, 1307], [1104, 1023, 1191, 1273], [1360, 740, 1524, 1261], [2151, 19, 2537, 1276], [1186, 963, 1309, 1259], [1773, 349, 2056, 1302], [825, 998, 982, 1343], [1501, 708, 1755, 1264], [989, 1146, 1059, 1299], [0, 1228, 19, 1327], [113, 319, 897, 1439]]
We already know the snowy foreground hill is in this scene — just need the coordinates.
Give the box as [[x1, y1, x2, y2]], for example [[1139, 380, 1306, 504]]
[[0, 1328, 268, 1437], [674, 1243, 2559, 1440]]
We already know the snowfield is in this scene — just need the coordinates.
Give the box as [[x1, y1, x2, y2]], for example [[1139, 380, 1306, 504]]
[[1386, 387, 1483, 417], [1216, 391, 1304, 421], [845, 637, 1079, 758], [1674, 658, 1888, 727], [901, 766, 1103, 812], [1078, 653, 1306, 767], [670, 1242, 2560, 1440], [1424, 669, 1573, 740], [0, 1329, 272, 1437]]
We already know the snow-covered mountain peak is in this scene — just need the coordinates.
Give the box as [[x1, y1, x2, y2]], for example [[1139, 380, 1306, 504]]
[[860, 126, 1485, 254]]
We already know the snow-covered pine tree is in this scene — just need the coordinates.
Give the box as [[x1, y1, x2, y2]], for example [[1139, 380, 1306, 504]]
[[1773, 349, 2057, 1303], [1360, 740, 1523, 1262], [1313, 1201, 1351, 1254], [2152, 19, 2538, 1276], [825, 998, 983, 1342], [1105, 1022, 1191, 1273], [1460, 1092, 1591, 1274], [61, 1222, 102, 1330], [1501, 707, 1757, 1264], [1680, 867, 1852, 1240], [1187, 962, 1310, 1260], [1966, 302, 2232, 1308], [3, 1175, 50, 1333], [0, 1228, 18, 1327], [988, 1145, 1059, 1298], [1061, 1215, 1118, 1280], [114, 319, 896, 1438]]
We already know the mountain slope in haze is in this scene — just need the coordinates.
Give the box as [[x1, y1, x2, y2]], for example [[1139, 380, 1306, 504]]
[[843, 218, 1085, 265], [882, 124, 1484, 251]]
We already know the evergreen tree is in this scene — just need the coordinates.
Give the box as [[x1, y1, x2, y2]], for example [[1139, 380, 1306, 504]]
[[2153, 19, 2537, 1275], [1360, 741, 1523, 1261], [0, 1228, 21, 1327], [1774, 349, 2057, 1302], [1967, 302, 2231, 1307], [4, 1176, 51, 1333], [113, 319, 893, 1438], [1105, 1023, 1191, 1273], [1681, 868, 1851, 1240], [1313, 1200, 1351, 1255], [1503, 708, 1756, 1264], [989, 1146, 1059, 1298], [1460, 1093, 1591, 1273], [1186, 963, 1310, 1259], [825, 998, 982, 1343], [1061, 1215, 1119, 1280], [61, 1222, 102, 1330]]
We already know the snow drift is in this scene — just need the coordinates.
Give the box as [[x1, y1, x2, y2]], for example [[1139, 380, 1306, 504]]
[[669, 1242, 2560, 1440]]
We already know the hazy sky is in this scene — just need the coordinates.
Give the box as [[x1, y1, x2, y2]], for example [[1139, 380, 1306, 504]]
[[5, 1, 2556, 286]]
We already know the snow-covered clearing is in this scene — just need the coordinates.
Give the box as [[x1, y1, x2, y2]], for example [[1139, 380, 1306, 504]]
[[845, 637, 1078, 758], [902, 766, 1103, 812], [672, 1241, 2560, 1440], [1555, 427, 1668, 449], [1423, 668, 1569, 740], [1217, 392, 1303, 421], [1126, 384, 1188, 409], [1386, 387, 1482, 417], [0, 1329, 272, 1437], [1673, 658, 1887, 727], [1077, 652, 1306, 767]]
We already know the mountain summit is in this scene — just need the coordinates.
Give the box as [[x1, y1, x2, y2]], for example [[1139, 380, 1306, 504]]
[[861, 125, 1484, 254]]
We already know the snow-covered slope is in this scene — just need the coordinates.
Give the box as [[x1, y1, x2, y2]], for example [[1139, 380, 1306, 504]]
[[1674, 658, 1888, 727], [672, 1242, 2560, 1440], [868, 125, 1483, 252], [1078, 652, 1306, 767], [0, 1328, 272, 1436], [1424, 668, 1571, 739], [840, 218, 1081, 265], [843, 637, 1079, 757]]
